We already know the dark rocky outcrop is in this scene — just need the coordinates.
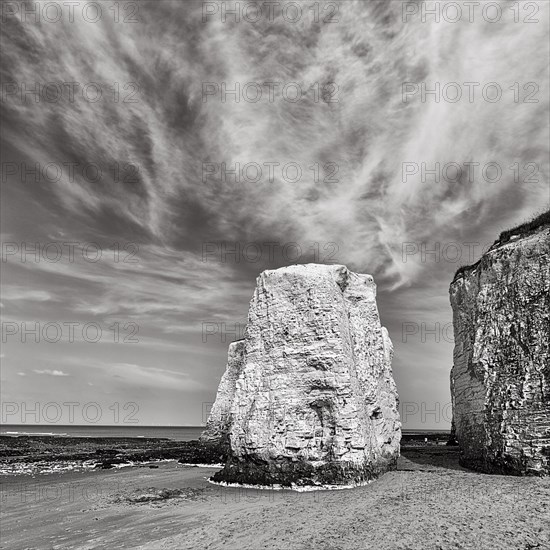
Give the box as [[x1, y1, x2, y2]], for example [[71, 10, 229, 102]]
[[0, 436, 228, 474]]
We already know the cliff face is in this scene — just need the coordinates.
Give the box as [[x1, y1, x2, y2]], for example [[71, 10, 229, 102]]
[[201, 339, 245, 446], [450, 225, 550, 475], [209, 264, 401, 487]]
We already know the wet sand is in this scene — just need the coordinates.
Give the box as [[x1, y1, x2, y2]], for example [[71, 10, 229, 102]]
[[2, 447, 549, 550]]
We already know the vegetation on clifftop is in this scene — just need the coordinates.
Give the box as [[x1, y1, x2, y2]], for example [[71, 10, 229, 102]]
[[497, 209, 550, 243], [453, 208, 550, 281]]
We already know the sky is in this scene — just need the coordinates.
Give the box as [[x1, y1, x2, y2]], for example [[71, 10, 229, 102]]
[[1, 0, 549, 429]]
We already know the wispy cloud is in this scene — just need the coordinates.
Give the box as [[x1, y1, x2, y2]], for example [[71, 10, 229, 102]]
[[1, 286, 57, 303], [33, 369, 70, 377], [2, 1, 547, 287], [107, 362, 206, 391]]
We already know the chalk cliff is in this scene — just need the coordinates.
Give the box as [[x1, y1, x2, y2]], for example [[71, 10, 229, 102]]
[[201, 339, 245, 447], [450, 215, 550, 475], [208, 264, 401, 487]]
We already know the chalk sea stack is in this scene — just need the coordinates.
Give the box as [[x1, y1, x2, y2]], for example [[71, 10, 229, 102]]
[[450, 212, 550, 475], [204, 264, 401, 487]]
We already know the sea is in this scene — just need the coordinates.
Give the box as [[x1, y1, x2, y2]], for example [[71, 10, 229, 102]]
[[0, 425, 448, 441], [0, 425, 205, 441]]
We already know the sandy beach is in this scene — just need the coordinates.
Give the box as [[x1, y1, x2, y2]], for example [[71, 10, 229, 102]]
[[2, 446, 548, 550]]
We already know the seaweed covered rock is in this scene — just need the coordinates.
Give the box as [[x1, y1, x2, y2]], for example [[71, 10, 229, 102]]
[[210, 264, 401, 487]]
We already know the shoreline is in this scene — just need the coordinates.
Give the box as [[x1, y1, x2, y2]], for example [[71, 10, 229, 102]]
[[0, 432, 452, 477]]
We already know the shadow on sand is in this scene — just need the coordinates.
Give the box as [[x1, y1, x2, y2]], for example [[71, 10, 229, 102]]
[[398, 446, 473, 473]]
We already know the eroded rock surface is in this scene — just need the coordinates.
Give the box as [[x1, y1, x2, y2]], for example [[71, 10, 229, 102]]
[[201, 339, 245, 446], [209, 264, 401, 486], [450, 225, 550, 475]]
